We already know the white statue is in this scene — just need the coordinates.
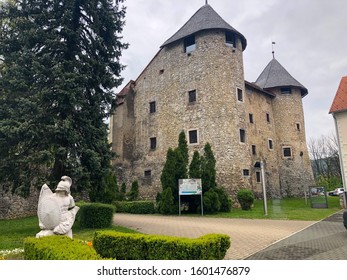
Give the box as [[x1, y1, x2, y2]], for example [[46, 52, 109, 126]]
[[36, 176, 79, 238]]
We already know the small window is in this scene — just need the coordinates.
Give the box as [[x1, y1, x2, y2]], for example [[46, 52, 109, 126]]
[[188, 130, 198, 144], [249, 113, 254, 124], [184, 35, 196, 53], [239, 129, 246, 143], [283, 147, 292, 158], [188, 90, 197, 103], [266, 113, 270, 123], [243, 169, 250, 177], [296, 122, 301, 131], [237, 88, 243, 102], [150, 137, 157, 150], [268, 139, 273, 150], [225, 31, 236, 47], [149, 101, 156, 113], [256, 171, 261, 183], [251, 145, 257, 155], [144, 170, 152, 178], [281, 87, 292, 94]]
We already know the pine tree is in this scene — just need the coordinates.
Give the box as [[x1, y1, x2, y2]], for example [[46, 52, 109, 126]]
[[0, 0, 128, 197]]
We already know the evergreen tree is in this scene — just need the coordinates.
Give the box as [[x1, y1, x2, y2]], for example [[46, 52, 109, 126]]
[[177, 131, 189, 168], [201, 143, 217, 192], [160, 148, 177, 191], [127, 180, 139, 201], [189, 150, 202, 179], [0, 0, 128, 197]]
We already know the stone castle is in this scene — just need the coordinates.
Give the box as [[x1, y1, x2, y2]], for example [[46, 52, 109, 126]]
[[109, 4, 314, 199]]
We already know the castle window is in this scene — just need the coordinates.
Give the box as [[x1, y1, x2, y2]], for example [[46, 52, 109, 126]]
[[256, 171, 261, 183], [150, 137, 157, 150], [184, 35, 196, 53], [149, 101, 156, 113], [281, 87, 292, 94], [266, 113, 270, 123], [283, 147, 292, 158], [188, 129, 198, 144], [268, 139, 273, 150], [249, 113, 254, 124], [225, 31, 236, 47], [243, 169, 250, 177], [144, 170, 152, 178], [188, 90, 197, 103], [237, 88, 243, 102], [239, 129, 246, 143], [251, 145, 257, 155], [296, 122, 301, 131]]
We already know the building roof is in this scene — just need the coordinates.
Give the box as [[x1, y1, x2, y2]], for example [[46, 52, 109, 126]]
[[245, 81, 275, 98], [255, 58, 308, 97], [329, 76, 347, 114], [161, 4, 247, 50]]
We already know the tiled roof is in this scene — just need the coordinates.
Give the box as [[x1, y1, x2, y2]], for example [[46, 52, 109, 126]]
[[255, 58, 308, 96], [329, 76, 347, 114], [161, 4, 247, 50]]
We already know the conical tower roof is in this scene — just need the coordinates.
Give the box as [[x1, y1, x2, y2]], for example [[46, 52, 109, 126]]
[[255, 58, 308, 96], [161, 4, 247, 50]]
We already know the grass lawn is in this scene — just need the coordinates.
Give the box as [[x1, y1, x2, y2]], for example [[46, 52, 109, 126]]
[[207, 196, 341, 220], [0, 196, 342, 259]]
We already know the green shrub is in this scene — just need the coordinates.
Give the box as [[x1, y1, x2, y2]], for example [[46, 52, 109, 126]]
[[114, 201, 156, 214], [93, 231, 230, 260], [237, 189, 255, 210], [157, 187, 176, 215], [127, 180, 139, 201], [215, 187, 232, 212], [24, 236, 103, 260], [76, 203, 115, 228], [203, 189, 221, 213]]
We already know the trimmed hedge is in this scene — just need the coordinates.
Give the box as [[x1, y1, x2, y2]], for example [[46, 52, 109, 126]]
[[76, 202, 115, 228], [93, 231, 230, 260], [114, 201, 156, 214], [24, 236, 103, 260]]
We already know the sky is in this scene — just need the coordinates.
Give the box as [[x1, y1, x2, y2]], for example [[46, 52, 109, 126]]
[[117, 0, 347, 141]]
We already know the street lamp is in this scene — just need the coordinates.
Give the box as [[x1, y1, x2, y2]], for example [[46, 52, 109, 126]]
[[254, 161, 268, 216]]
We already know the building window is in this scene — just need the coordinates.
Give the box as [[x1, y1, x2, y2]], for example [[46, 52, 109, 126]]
[[256, 171, 261, 183], [184, 35, 196, 53], [188, 129, 198, 144], [237, 88, 243, 102], [225, 31, 236, 47], [149, 101, 156, 113], [296, 122, 301, 131], [188, 90, 197, 103], [251, 145, 257, 155], [266, 113, 270, 123], [144, 170, 152, 178], [281, 87, 292, 94], [243, 169, 250, 177], [268, 139, 273, 150], [150, 137, 157, 150], [239, 129, 246, 143], [249, 113, 254, 124], [283, 147, 292, 158]]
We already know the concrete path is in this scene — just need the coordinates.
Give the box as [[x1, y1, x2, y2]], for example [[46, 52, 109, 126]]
[[113, 214, 314, 260]]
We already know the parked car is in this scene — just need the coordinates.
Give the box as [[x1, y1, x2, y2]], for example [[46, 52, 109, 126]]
[[328, 188, 345, 196]]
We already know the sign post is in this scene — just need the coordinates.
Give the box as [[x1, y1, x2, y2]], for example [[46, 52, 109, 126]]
[[178, 179, 203, 216]]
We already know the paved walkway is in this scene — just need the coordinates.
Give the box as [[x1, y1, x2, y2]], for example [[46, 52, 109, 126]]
[[113, 214, 314, 260], [246, 210, 347, 259]]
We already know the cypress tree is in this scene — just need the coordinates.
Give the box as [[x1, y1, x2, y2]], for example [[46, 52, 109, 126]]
[[201, 143, 217, 192], [189, 150, 202, 179]]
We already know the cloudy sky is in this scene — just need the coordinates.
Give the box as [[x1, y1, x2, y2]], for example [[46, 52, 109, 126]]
[[117, 0, 347, 141]]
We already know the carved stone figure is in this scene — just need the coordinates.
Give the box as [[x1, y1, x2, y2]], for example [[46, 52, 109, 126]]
[[36, 176, 79, 238]]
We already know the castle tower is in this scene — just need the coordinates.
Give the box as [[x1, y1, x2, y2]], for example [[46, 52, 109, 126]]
[[255, 58, 314, 196]]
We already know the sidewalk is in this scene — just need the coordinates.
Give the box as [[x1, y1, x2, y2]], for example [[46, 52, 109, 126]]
[[113, 214, 314, 260]]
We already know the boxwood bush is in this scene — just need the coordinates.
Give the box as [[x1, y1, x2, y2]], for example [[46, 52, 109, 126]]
[[24, 236, 103, 260], [76, 203, 115, 228], [237, 189, 255, 210], [93, 231, 230, 260], [113, 201, 156, 214]]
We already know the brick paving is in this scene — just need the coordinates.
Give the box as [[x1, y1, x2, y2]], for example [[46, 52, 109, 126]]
[[113, 214, 314, 260]]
